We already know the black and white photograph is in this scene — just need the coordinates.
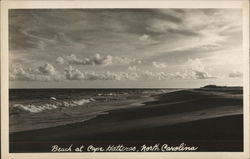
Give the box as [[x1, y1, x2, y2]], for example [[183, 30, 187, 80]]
[[1, 1, 249, 159]]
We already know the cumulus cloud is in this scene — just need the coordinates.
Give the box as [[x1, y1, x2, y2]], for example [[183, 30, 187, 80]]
[[155, 72, 168, 80], [10, 63, 63, 81], [142, 71, 169, 80], [10, 64, 139, 81], [141, 71, 193, 80], [10, 59, 217, 82], [128, 66, 137, 71], [152, 61, 167, 68], [139, 34, 150, 41], [191, 70, 212, 79], [185, 58, 213, 79], [10, 62, 216, 82], [64, 65, 139, 81], [38, 63, 56, 75], [92, 71, 139, 81], [57, 54, 141, 66], [113, 56, 142, 65], [56, 57, 64, 65], [186, 58, 204, 72], [100, 71, 139, 80], [64, 65, 85, 80], [65, 54, 90, 65], [9, 64, 40, 81], [93, 54, 113, 65], [169, 72, 188, 79], [229, 70, 243, 78], [67, 53, 113, 65]]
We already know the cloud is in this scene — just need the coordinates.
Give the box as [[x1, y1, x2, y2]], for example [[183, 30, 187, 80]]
[[10, 63, 63, 81], [60, 54, 113, 66], [9, 9, 241, 87], [128, 66, 137, 71], [56, 57, 64, 65], [141, 69, 213, 80], [191, 70, 212, 79], [99, 71, 139, 80], [9, 61, 215, 82], [154, 72, 168, 80], [10, 57, 218, 83], [186, 58, 205, 72], [149, 9, 242, 60], [10, 62, 216, 82], [87, 71, 139, 81], [114, 57, 142, 65], [184, 58, 214, 79], [65, 54, 88, 65], [9, 64, 40, 81], [57, 54, 142, 66], [169, 72, 188, 79], [139, 34, 150, 41], [141, 71, 168, 80], [64, 65, 85, 80], [64, 65, 139, 81], [10, 64, 139, 81], [152, 61, 167, 68], [93, 54, 113, 65], [141, 71, 196, 80], [147, 19, 180, 33], [229, 70, 243, 78], [38, 63, 56, 75]]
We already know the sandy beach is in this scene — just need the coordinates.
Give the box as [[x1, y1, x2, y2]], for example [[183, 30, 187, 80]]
[[10, 89, 168, 133], [9, 86, 243, 152]]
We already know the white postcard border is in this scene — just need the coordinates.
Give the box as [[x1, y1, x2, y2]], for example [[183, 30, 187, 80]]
[[1, 1, 249, 159]]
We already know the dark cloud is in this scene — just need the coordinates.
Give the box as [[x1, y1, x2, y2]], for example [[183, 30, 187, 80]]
[[191, 70, 213, 79], [167, 28, 200, 37], [9, 9, 186, 51]]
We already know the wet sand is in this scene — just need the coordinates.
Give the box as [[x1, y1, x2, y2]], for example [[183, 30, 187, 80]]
[[10, 87, 243, 152]]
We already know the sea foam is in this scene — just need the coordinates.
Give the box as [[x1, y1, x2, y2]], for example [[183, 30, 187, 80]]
[[11, 98, 93, 114]]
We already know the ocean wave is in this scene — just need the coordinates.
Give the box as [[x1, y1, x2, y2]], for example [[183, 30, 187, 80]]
[[10, 98, 94, 114], [12, 103, 58, 113]]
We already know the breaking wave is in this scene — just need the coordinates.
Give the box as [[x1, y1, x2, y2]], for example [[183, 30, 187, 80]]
[[10, 98, 95, 114]]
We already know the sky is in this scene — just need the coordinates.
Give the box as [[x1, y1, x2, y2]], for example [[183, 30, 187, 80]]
[[9, 9, 243, 88]]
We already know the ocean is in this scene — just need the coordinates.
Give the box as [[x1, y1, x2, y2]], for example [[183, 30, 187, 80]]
[[9, 88, 179, 133], [9, 88, 177, 114]]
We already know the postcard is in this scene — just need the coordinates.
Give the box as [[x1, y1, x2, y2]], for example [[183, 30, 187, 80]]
[[1, 1, 249, 159]]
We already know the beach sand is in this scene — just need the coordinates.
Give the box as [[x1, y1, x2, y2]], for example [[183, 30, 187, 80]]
[[9, 87, 243, 152]]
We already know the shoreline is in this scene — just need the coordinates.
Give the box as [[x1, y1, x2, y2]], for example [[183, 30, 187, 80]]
[[10, 92, 159, 133], [10, 87, 243, 134]]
